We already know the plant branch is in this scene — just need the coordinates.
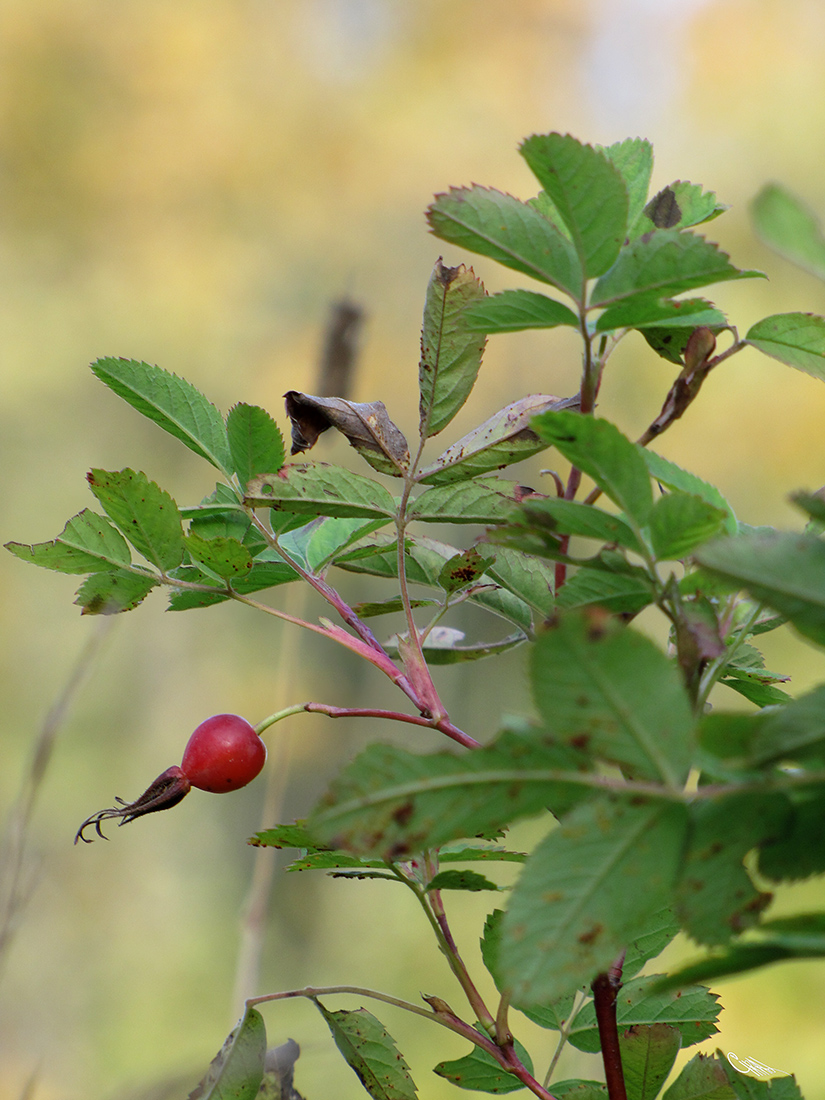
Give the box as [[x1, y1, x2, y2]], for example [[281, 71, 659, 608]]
[[592, 970, 627, 1100], [304, 702, 480, 748]]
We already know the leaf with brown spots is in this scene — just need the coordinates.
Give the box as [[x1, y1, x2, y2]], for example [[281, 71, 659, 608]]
[[284, 391, 410, 477]]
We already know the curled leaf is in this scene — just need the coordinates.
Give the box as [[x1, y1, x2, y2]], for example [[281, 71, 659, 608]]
[[284, 391, 410, 476]]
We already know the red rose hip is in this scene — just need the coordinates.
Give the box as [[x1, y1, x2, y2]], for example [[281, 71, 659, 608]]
[[181, 714, 267, 793]]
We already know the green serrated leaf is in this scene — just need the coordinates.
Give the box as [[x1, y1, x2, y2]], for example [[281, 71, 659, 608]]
[[531, 613, 694, 785], [500, 799, 689, 1005], [91, 357, 232, 475], [438, 547, 495, 593], [185, 531, 254, 580], [591, 230, 762, 308], [313, 1003, 417, 1100], [648, 491, 728, 561], [758, 790, 825, 882], [532, 411, 653, 525], [662, 1052, 736, 1100], [434, 1039, 533, 1094], [568, 974, 720, 1052], [622, 908, 681, 981], [426, 869, 500, 892], [86, 468, 184, 571], [695, 530, 825, 647], [637, 181, 728, 235], [746, 313, 825, 381], [463, 289, 578, 333], [619, 1023, 681, 1100], [418, 259, 487, 438], [554, 567, 655, 615], [306, 730, 591, 859], [187, 1006, 266, 1100], [514, 498, 643, 552], [418, 395, 576, 486], [602, 137, 653, 228], [226, 403, 285, 486], [307, 517, 391, 572], [641, 451, 737, 535], [75, 569, 159, 614], [245, 464, 397, 520], [410, 477, 525, 525], [752, 183, 825, 282], [485, 548, 555, 617], [6, 509, 132, 574], [520, 133, 629, 277], [675, 793, 790, 945], [596, 296, 727, 334], [426, 185, 583, 297]]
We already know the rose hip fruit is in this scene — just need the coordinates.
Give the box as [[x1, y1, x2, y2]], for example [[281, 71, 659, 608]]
[[75, 713, 266, 843], [181, 714, 267, 793]]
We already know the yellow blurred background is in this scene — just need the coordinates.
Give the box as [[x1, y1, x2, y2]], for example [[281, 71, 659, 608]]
[[3, 1, 825, 1097]]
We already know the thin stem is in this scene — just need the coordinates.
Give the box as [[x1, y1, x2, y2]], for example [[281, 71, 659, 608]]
[[305, 703, 480, 748], [543, 989, 587, 1087], [427, 876, 496, 1032]]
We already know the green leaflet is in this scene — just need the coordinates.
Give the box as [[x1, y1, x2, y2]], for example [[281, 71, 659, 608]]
[[226, 402, 285, 487], [426, 184, 583, 297], [463, 289, 578, 333], [662, 1052, 736, 1100], [86, 468, 184, 571], [648, 491, 728, 561], [500, 799, 689, 1005], [434, 1039, 533, 1094], [602, 137, 653, 228], [245, 463, 398, 520], [695, 529, 825, 647], [417, 395, 573, 486], [519, 133, 629, 277], [590, 229, 762, 308], [567, 974, 720, 1052], [752, 183, 825, 282], [635, 180, 728, 236], [619, 1024, 681, 1100], [596, 296, 727, 334], [746, 313, 825, 381], [531, 613, 694, 785], [306, 730, 591, 859], [675, 792, 789, 945], [166, 560, 297, 610], [91, 357, 232, 476], [6, 509, 132, 574], [185, 532, 254, 579], [640, 450, 738, 535], [532, 411, 653, 526], [513, 497, 643, 553], [313, 1003, 417, 1100], [409, 477, 526, 525], [554, 567, 655, 616], [75, 570, 158, 614], [188, 1006, 266, 1100]]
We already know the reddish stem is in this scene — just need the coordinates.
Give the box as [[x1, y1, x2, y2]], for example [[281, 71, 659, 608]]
[[304, 703, 480, 748], [592, 971, 627, 1100]]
